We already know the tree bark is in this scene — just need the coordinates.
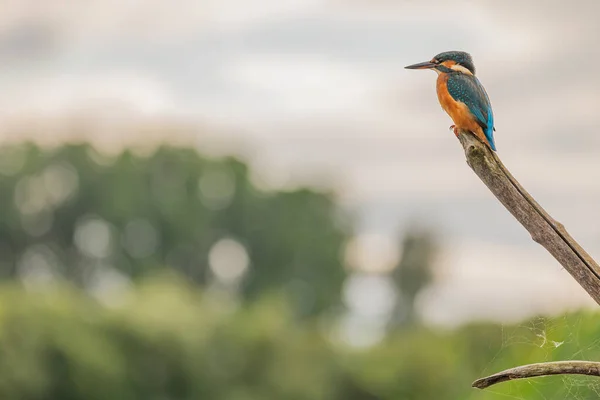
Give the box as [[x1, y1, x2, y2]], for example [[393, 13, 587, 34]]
[[457, 131, 600, 304], [472, 361, 600, 389], [457, 131, 600, 390]]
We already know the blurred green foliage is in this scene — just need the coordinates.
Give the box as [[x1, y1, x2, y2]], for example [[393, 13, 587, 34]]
[[0, 142, 350, 317], [1, 141, 593, 399], [0, 279, 598, 400]]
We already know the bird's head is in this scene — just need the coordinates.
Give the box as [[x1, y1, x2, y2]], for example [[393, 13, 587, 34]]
[[405, 51, 475, 75]]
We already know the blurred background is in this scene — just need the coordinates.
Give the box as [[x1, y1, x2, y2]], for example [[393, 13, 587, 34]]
[[0, 0, 600, 399]]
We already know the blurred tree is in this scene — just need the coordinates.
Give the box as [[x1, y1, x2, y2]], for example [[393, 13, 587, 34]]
[[0, 142, 351, 317], [389, 227, 437, 327], [0, 280, 593, 400]]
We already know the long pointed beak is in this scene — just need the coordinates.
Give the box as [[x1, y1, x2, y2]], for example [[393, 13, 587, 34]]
[[404, 61, 437, 70]]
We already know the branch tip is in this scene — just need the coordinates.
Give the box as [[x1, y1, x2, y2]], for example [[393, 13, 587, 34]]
[[472, 361, 600, 390]]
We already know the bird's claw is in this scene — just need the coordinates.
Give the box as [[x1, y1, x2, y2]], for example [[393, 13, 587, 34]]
[[449, 125, 459, 136]]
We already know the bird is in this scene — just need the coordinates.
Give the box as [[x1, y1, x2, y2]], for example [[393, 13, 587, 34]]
[[405, 51, 496, 151]]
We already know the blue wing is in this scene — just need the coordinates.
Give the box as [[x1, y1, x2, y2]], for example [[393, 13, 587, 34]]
[[446, 74, 496, 150]]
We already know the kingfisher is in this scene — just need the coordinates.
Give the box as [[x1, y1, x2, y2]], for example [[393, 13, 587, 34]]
[[405, 51, 496, 151]]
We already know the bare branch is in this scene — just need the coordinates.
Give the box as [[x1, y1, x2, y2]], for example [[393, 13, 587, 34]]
[[472, 361, 600, 389], [459, 131, 600, 389], [457, 130, 600, 304]]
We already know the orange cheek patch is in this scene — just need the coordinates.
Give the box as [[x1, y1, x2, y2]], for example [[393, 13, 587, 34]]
[[440, 60, 456, 68]]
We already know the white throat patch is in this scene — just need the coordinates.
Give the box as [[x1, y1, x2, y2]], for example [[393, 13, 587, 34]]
[[450, 64, 473, 75]]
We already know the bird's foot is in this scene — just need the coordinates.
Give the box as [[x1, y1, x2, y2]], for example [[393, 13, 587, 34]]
[[449, 125, 459, 136]]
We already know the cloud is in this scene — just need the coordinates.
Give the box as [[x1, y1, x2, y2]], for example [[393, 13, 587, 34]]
[[0, 0, 329, 46], [222, 54, 383, 115], [419, 239, 598, 327], [0, 70, 174, 116]]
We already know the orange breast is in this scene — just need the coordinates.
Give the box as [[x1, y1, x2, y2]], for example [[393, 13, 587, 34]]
[[436, 74, 487, 143]]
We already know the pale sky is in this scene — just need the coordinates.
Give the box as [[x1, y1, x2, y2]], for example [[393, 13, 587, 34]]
[[0, 0, 599, 325]]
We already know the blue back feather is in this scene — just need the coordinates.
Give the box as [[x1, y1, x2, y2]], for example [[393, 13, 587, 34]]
[[446, 74, 496, 150]]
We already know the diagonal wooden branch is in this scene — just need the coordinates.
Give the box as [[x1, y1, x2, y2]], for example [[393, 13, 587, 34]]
[[457, 130, 600, 390], [472, 361, 600, 389], [457, 130, 600, 304]]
